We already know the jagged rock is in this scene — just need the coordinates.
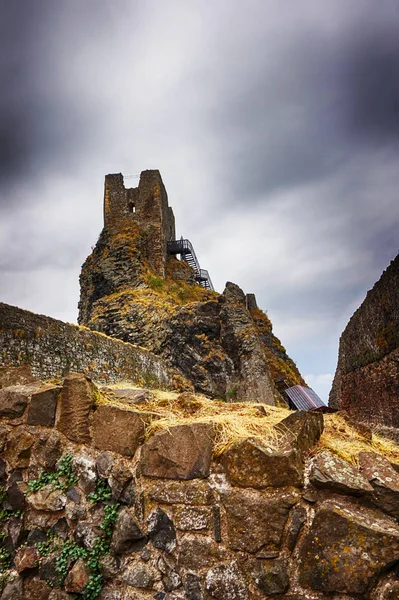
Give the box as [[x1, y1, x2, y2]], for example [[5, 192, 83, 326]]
[[5, 471, 26, 511], [223, 487, 299, 553], [23, 577, 52, 600], [140, 423, 214, 480], [100, 554, 120, 579], [0, 365, 37, 389], [309, 451, 374, 496], [205, 563, 248, 600], [178, 536, 228, 571], [14, 546, 39, 573], [5, 430, 34, 468], [57, 373, 94, 443], [358, 452, 399, 518], [64, 558, 90, 593], [147, 508, 176, 553], [7, 516, 25, 549], [39, 554, 60, 588], [184, 573, 203, 600], [27, 384, 61, 426], [108, 463, 134, 501], [0, 425, 9, 453], [73, 451, 97, 494], [75, 520, 104, 551], [221, 437, 303, 488], [93, 404, 150, 457], [0, 382, 41, 419], [98, 590, 122, 600], [147, 480, 214, 505], [286, 505, 307, 552], [173, 506, 211, 531], [96, 451, 115, 478], [48, 591, 73, 599], [26, 485, 66, 512], [111, 507, 144, 554], [251, 558, 289, 595], [298, 499, 399, 594], [1, 575, 23, 600], [276, 410, 324, 454], [122, 560, 158, 589], [31, 431, 62, 470]]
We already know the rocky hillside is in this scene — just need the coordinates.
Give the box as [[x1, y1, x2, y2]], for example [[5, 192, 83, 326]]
[[330, 253, 399, 437], [78, 221, 304, 404], [1, 367, 399, 599]]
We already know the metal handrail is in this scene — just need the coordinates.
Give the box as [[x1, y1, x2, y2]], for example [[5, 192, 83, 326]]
[[167, 239, 214, 291]]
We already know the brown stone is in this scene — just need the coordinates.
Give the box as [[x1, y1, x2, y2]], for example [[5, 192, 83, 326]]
[[23, 577, 52, 600], [251, 558, 289, 596], [0, 365, 37, 389], [5, 429, 34, 468], [0, 382, 42, 419], [64, 558, 90, 593], [205, 562, 248, 600], [140, 423, 214, 480], [26, 484, 67, 512], [276, 410, 324, 454], [1, 575, 23, 600], [57, 373, 94, 443], [14, 546, 39, 573], [31, 431, 63, 470], [27, 384, 61, 426], [298, 499, 399, 594], [286, 505, 307, 552], [309, 451, 374, 496], [111, 507, 144, 554], [147, 479, 214, 505], [92, 404, 149, 457], [173, 506, 211, 531], [223, 487, 299, 553], [178, 536, 228, 571], [221, 437, 303, 488], [358, 451, 399, 518]]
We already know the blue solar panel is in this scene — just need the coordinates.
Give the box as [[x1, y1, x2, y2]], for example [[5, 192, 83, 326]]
[[284, 385, 325, 410]]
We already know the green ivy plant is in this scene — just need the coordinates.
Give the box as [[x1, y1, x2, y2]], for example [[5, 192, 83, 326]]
[[88, 479, 112, 504], [26, 453, 77, 493]]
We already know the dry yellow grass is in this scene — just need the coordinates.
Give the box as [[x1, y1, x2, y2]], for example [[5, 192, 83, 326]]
[[97, 385, 399, 463]]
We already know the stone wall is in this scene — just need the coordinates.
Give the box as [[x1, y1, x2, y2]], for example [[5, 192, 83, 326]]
[[0, 302, 173, 389], [329, 254, 399, 429], [1, 372, 399, 599]]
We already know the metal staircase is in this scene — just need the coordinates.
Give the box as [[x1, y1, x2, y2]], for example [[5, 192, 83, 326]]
[[167, 239, 215, 291]]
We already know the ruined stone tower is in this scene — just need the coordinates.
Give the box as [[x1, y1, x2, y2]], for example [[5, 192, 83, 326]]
[[104, 170, 175, 277]]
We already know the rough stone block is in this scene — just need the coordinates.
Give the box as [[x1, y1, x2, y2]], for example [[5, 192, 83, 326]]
[[298, 499, 399, 594], [64, 558, 90, 593], [223, 487, 299, 553], [57, 373, 94, 443], [0, 382, 42, 419], [205, 562, 248, 600], [251, 558, 289, 595], [147, 508, 176, 553], [140, 423, 214, 480], [358, 451, 399, 518], [221, 437, 303, 488], [147, 479, 215, 505], [5, 429, 34, 468], [276, 410, 324, 454], [309, 451, 373, 496], [0, 365, 36, 389], [111, 507, 144, 554], [26, 484, 67, 512], [14, 546, 39, 573], [27, 384, 61, 426], [173, 505, 211, 531], [92, 404, 149, 457]]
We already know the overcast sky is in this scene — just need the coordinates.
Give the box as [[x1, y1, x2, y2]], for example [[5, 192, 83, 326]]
[[1, 0, 399, 401]]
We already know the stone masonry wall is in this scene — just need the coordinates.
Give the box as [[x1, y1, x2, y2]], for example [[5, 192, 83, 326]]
[[329, 254, 399, 429], [0, 302, 173, 389], [1, 372, 399, 599]]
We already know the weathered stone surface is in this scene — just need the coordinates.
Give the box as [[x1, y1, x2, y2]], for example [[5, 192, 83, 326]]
[[221, 437, 303, 488], [57, 373, 94, 443], [0, 365, 37, 389], [26, 485, 67, 512], [147, 508, 176, 553], [122, 561, 158, 589], [27, 384, 60, 426], [75, 521, 103, 551], [101, 387, 154, 405], [23, 577, 52, 600], [173, 506, 211, 531], [205, 563, 248, 600], [184, 573, 204, 600], [0, 382, 41, 418], [286, 505, 307, 552], [99, 554, 120, 579], [223, 487, 299, 553], [31, 431, 62, 470], [1, 575, 23, 600], [178, 536, 227, 572], [14, 546, 39, 572], [359, 452, 399, 518], [140, 423, 214, 480], [93, 404, 148, 457], [147, 479, 214, 505], [96, 452, 115, 478], [39, 554, 60, 587], [276, 410, 324, 454], [64, 558, 90, 593], [251, 558, 289, 595], [298, 499, 399, 594], [5, 471, 26, 511], [73, 452, 97, 494], [111, 507, 144, 554], [5, 429, 34, 468], [309, 451, 373, 496], [47, 591, 73, 599]]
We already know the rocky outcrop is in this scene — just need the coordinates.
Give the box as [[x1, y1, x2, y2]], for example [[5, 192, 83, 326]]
[[0, 370, 399, 599], [330, 254, 399, 433]]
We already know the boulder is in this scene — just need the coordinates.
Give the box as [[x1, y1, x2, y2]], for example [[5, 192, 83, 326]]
[[223, 487, 299, 553], [111, 507, 144, 554], [14, 546, 39, 573], [93, 404, 149, 457], [205, 562, 248, 600], [26, 484, 66, 512], [147, 508, 176, 553], [298, 499, 399, 594], [221, 437, 303, 488], [309, 451, 374, 496], [276, 410, 324, 454], [31, 431, 62, 470], [5, 471, 26, 511], [57, 373, 94, 443], [5, 429, 34, 468], [358, 452, 399, 518], [64, 558, 90, 593], [27, 384, 61, 426], [0, 382, 42, 419], [140, 423, 214, 480]]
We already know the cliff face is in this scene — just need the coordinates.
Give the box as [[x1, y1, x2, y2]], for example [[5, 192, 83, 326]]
[[330, 254, 399, 433], [2, 369, 399, 600], [78, 173, 304, 404]]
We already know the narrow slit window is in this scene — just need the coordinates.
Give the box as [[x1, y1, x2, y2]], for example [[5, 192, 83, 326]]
[[129, 203, 136, 213]]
